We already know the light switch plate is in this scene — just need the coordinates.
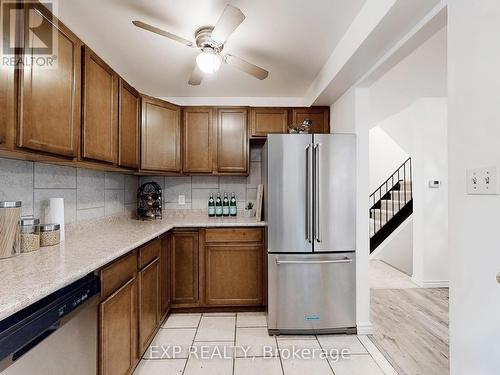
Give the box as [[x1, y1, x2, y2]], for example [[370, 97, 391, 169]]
[[178, 195, 186, 205], [466, 167, 499, 195]]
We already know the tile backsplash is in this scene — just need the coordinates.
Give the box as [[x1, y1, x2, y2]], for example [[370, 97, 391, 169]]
[[140, 145, 263, 210], [0, 158, 139, 224], [0, 145, 263, 223]]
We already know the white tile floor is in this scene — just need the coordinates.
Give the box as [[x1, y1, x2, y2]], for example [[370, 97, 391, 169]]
[[134, 312, 398, 375]]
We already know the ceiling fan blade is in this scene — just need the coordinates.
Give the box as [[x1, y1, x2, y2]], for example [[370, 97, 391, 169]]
[[188, 65, 203, 86], [211, 5, 245, 44], [224, 54, 269, 80], [132, 20, 194, 48]]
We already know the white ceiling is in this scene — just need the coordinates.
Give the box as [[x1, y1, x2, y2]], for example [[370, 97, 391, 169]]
[[56, 0, 367, 98]]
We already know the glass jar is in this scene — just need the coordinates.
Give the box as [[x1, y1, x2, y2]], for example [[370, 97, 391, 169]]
[[20, 217, 40, 253], [0, 201, 22, 259], [40, 224, 61, 247]]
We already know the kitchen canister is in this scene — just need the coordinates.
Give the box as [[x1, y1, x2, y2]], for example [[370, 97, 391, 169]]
[[0, 201, 22, 259], [45, 198, 65, 241], [40, 224, 61, 247], [20, 217, 41, 253]]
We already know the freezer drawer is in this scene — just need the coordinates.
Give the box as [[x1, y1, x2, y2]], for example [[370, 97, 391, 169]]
[[267, 253, 356, 334]]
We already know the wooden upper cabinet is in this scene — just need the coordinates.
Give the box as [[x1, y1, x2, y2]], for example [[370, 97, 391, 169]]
[[216, 108, 248, 174], [249, 108, 288, 138], [118, 79, 140, 169], [182, 107, 214, 173], [292, 107, 330, 134], [17, 4, 81, 157], [82, 47, 118, 163], [141, 96, 181, 172]]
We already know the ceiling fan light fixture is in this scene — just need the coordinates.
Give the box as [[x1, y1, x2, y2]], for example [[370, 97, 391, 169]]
[[196, 49, 221, 74]]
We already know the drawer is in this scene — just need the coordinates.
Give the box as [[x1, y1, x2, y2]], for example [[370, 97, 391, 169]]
[[100, 250, 138, 298], [139, 239, 160, 269], [205, 228, 263, 243]]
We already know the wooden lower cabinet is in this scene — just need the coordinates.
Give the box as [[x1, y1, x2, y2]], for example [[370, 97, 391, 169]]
[[160, 234, 172, 318], [171, 231, 199, 307], [138, 257, 160, 353], [99, 276, 138, 375], [204, 244, 263, 306]]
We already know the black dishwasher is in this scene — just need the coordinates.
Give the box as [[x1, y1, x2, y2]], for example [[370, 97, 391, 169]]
[[0, 273, 100, 367]]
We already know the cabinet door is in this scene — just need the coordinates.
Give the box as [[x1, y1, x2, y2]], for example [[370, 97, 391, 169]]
[[141, 97, 181, 172], [118, 79, 140, 169], [82, 47, 118, 163], [204, 244, 263, 306], [171, 231, 199, 306], [17, 4, 80, 157], [160, 234, 172, 318], [292, 107, 330, 134], [217, 108, 248, 173], [249, 108, 288, 137], [139, 258, 160, 353], [99, 277, 138, 375], [182, 107, 214, 173]]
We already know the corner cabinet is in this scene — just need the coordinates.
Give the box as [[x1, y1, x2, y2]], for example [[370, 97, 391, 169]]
[[118, 80, 140, 169], [17, 3, 81, 157], [216, 108, 248, 174], [141, 96, 181, 173], [182, 107, 214, 173], [82, 47, 119, 163]]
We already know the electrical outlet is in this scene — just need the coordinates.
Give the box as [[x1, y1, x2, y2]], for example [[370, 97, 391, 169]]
[[466, 167, 499, 195], [178, 195, 186, 205]]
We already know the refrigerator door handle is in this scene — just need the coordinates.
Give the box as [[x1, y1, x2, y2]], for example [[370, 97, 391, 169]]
[[276, 258, 353, 265], [314, 143, 321, 243], [305, 144, 312, 243]]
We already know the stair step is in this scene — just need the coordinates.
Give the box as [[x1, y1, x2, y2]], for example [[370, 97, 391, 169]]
[[390, 190, 412, 200], [397, 181, 412, 189], [370, 209, 395, 221], [380, 199, 408, 210]]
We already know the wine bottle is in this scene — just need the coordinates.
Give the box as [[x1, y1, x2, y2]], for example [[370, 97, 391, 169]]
[[230, 192, 237, 216], [215, 193, 223, 217], [208, 193, 215, 217], [222, 192, 230, 216]]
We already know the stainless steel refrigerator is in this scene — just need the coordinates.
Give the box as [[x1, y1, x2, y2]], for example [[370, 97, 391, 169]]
[[263, 134, 357, 334]]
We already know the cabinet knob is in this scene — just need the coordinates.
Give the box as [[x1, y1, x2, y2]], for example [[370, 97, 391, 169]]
[[497, 273, 500, 284]]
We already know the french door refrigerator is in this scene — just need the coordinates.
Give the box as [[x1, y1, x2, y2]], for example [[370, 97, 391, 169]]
[[263, 134, 357, 334]]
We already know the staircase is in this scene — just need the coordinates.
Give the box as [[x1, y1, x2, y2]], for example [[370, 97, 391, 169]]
[[370, 158, 413, 252]]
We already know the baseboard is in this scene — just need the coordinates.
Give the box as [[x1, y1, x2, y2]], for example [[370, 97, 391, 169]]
[[420, 280, 449, 288], [356, 322, 374, 335]]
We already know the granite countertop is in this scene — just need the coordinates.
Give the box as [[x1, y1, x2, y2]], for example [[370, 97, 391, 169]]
[[0, 211, 266, 321]]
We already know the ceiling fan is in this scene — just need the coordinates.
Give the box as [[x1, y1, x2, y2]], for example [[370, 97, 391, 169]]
[[132, 4, 269, 86]]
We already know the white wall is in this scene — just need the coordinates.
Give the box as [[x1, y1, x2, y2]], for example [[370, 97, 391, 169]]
[[371, 216, 413, 276], [369, 27, 447, 124], [410, 98, 449, 286], [448, 1, 500, 373], [369, 127, 409, 191], [331, 87, 372, 334], [373, 98, 449, 285]]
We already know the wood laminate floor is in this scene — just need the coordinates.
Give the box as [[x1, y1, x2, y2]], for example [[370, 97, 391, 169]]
[[370, 288, 449, 375]]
